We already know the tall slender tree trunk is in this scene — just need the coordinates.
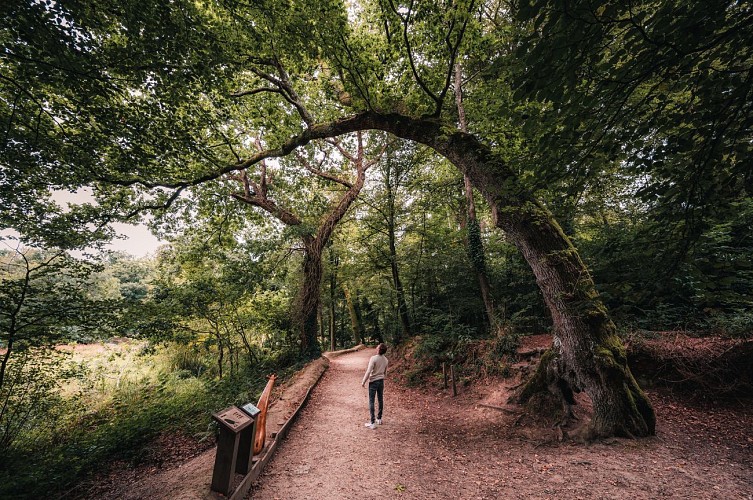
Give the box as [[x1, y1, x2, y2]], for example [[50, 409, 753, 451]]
[[385, 167, 411, 343], [361, 296, 382, 343], [328, 246, 337, 352], [0, 323, 16, 392], [318, 303, 325, 345], [455, 62, 496, 329], [329, 306, 335, 351], [343, 285, 364, 344], [215, 329, 224, 379], [374, 311, 383, 344], [339, 299, 346, 349], [389, 236, 411, 343], [0, 260, 32, 392]]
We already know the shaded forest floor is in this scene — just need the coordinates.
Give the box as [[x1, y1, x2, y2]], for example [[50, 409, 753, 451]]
[[79, 333, 753, 499]]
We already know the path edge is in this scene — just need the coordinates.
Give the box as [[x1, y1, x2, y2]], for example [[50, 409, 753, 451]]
[[323, 343, 367, 359], [230, 345, 365, 500]]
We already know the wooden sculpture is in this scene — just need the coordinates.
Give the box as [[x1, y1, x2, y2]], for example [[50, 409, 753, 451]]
[[253, 374, 276, 455]]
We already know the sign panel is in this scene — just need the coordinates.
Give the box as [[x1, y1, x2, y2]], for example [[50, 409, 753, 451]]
[[212, 406, 253, 432], [241, 402, 261, 418]]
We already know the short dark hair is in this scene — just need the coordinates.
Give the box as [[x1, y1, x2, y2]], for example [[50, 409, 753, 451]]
[[377, 343, 387, 355]]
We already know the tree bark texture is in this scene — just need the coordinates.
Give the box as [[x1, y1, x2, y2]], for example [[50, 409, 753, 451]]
[[298, 236, 324, 357], [328, 246, 337, 352], [465, 213, 496, 328], [318, 303, 325, 345]]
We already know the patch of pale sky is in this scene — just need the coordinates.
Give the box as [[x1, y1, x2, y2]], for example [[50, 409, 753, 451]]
[[0, 189, 164, 257], [53, 189, 164, 257], [106, 222, 163, 257], [1, 222, 162, 258]]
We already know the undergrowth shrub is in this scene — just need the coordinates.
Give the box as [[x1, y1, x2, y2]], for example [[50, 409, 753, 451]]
[[168, 343, 209, 377], [404, 310, 522, 385], [0, 340, 298, 499], [0, 347, 74, 453], [412, 312, 475, 364], [479, 327, 521, 377], [702, 310, 753, 338]]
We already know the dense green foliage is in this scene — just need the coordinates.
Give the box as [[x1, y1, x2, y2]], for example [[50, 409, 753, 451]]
[[510, 0, 753, 327], [0, 243, 300, 497], [2, 0, 750, 337], [1, 0, 752, 487]]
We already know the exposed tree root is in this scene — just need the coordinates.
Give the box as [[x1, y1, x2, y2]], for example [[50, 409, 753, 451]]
[[510, 341, 655, 440], [509, 348, 579, 427]]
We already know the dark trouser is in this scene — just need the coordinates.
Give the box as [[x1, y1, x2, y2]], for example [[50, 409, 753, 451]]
[[368, 379, 384, 424]]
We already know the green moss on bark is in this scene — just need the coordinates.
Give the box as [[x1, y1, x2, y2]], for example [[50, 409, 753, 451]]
[[513, 348, 556, 404]]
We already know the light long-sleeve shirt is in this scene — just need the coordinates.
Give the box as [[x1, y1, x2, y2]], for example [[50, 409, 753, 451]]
[[362, 354, 388, 385]]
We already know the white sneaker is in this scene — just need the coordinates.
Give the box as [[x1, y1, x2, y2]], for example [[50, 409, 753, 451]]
[[364, 422, 376, 429], [376, 419, 382, 425]]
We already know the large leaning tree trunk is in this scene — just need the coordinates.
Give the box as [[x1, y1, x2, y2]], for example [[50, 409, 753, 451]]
[[420, 121, 654, 438], [230, 133, 380, 358], [193, 108, 654, 437], [276, 112, 655, 437]]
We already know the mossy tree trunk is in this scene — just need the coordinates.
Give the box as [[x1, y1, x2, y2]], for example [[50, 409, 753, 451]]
[[310, 112, 656, 437], [298, 236, 325, 357], [439, 131, 655, 438], [384, 162, 412, 343], [456, 62, 497, 330], [442, 133, 654, 438]]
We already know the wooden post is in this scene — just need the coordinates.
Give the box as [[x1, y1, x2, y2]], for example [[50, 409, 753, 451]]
[[235, 417, 257, 475], [451, 364, 457, 397], [211, 407, 253, 496], [211, 426, 241, 495], [442, 362, 448, 389], [237, 402, 261, 475]]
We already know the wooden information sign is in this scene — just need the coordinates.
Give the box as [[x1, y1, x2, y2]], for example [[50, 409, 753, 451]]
[[214, 406, 253, 432], [210, 406, 254, 495]]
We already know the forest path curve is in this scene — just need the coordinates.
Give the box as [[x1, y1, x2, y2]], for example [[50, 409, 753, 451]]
[[249, 348, 753, 500]]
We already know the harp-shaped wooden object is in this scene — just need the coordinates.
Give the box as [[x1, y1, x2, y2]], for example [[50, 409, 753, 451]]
[[253, 374, 276, 455]]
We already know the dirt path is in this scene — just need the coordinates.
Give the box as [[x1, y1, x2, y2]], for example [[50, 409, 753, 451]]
[[249, 349, 752, 499]]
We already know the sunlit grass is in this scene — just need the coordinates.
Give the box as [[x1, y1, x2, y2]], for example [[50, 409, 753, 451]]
[[1, 338, 275, 499]]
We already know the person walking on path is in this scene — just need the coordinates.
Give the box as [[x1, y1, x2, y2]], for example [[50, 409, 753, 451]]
[[361, 343, 388, 430]]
